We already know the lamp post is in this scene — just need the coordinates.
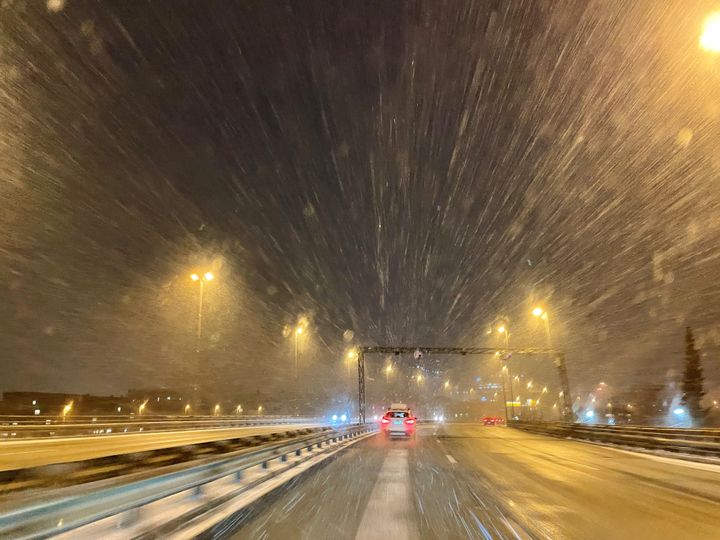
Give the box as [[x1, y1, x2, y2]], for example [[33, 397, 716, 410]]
[[385, 363, 393, 384], [532, 307, 552, 347], [346, 350, 357, 378], [294, 326, 303, 379], [497, 325, 515, 419], [191, 271, 214, 352], [501, 364, 509, 422], [61, 401, 73, 421]]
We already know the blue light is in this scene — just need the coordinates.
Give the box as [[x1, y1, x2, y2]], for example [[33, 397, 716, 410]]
[[585, 410, 594, 418], [331, 414, 338, 421], [673, 407, 685, 416], [340, 414, 347, 422]]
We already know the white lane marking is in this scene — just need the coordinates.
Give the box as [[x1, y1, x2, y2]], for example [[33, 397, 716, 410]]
[[355, 449, 419, 540], [446, 454, 457, 465]]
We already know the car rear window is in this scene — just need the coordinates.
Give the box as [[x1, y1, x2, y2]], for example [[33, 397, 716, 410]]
[[387, 411, 409, 418]]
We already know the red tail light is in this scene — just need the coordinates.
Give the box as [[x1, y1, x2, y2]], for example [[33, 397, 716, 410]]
[[405, 418, 415, 425], [380, 417, 390, 424]]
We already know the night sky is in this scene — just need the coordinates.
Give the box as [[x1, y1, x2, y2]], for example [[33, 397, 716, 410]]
[[1, 0, 719, 404]]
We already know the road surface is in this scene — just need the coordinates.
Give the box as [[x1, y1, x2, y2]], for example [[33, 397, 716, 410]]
[[224, 423, 720, 540], [0, 424, 319, 471]]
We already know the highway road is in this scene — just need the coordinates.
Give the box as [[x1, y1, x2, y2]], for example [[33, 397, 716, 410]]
[[224, 423, 720, 540], [0, 424, 319, 471]]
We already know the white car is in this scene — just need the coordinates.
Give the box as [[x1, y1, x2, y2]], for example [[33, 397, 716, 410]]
[[380, 403, 416, 437]]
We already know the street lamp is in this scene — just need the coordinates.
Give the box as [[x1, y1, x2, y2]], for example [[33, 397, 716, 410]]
[[294, 325, 304, 379], [346, 350, 357, 377], [185, 404, 191, 414], [385, 363, 393, 383], [138, 400, 147, 416], [496, 325, 510, 350], [701, 12, 720, 52], [214, 404, 220, 416], [61, 401, 73, 420], [191, 271, 215, 352], [532, 307, 552, 346], [257, 405, 263, 414], [496, 324, 514, 418], [236, 404, 243, 415]]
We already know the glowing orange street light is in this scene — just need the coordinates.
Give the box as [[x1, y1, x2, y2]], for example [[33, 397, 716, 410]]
[[385, 363, 393, 383], [532, 307, 552, 346], [191, 271, 216, 350], [61, 401, 73, 419], [294, 324, 305, 378], [700, 12, 720, 52]]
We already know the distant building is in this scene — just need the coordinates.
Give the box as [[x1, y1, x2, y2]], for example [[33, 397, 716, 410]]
[[0, 391, 131, 416], [126, 388, 187, 414], [0, 391, 77, 415]]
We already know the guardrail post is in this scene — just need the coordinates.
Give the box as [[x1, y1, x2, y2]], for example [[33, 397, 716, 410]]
[[235, 470, 243, 481]]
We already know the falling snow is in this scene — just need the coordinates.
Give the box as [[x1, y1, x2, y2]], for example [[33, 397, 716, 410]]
[[0, 1, 718, 408]]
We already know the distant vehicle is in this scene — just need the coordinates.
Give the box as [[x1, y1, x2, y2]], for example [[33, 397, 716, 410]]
[[482, 416, 504, 426], [380, 404, 416, 438], [329, 413, 349, 425]]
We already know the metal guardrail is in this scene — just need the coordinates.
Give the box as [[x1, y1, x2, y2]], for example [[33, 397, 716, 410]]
[[0, 423, 375, 539], [0, 416, 319, 439], [0, 425, 329, 492], [511, 421, 720, 457]]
